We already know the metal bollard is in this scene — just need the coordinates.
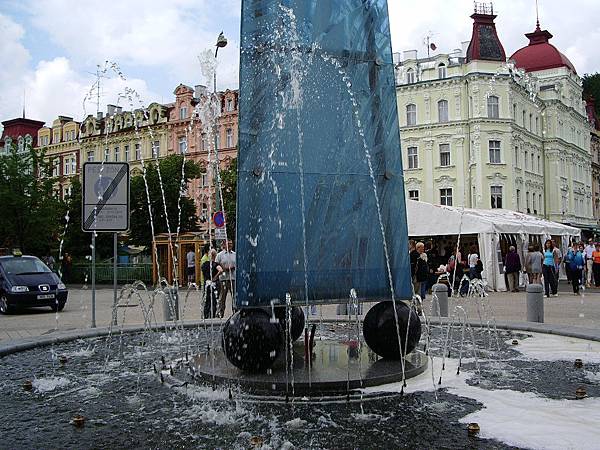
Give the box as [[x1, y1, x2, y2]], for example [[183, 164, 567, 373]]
[[431, 283, 449, 317], [526, 283, 544, 323], [162, 287, 180, 321]]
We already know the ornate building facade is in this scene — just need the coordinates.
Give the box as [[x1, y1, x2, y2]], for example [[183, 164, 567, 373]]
[[395, 3, 594, 229]]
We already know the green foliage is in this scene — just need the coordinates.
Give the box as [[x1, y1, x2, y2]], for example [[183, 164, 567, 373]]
[[220, 158, 237, 239], [63, 178, 113, 260], [0, 145, 65, 256], [583, 73, 600, 116], [129, 154, 202, 246]]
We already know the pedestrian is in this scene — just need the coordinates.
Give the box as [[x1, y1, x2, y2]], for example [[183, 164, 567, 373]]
[[569, 245, 585, 295], [61, 252, 72, 283], [593, 243, 600, 288], [186, 247, 196, 286], [525, 244, 543, 284], [216, 239, 236, 318], [563, 245, 575, 283], [552, 240, 562, 286], [201, 249, 222, 318], [504, 246, 522, 292], [42, 250, 56, 272], [467, 245, 480, 280], [413, 242, 429, 300], [199, 244, 210, 286], [584, 238, 595, 287], [542, 240, 558, 297]]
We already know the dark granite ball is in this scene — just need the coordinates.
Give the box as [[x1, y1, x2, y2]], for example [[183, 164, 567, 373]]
[[274, 306, 305, 343], [222, 308, 283, 372], [363, 301, 421, 359]]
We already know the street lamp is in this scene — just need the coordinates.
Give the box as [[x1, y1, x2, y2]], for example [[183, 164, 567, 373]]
[[213, 32, 227, 241]]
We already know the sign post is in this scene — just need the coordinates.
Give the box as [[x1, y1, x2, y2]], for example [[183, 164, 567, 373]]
[[82, 162, 130, 328], [213, 211, 227, 241]]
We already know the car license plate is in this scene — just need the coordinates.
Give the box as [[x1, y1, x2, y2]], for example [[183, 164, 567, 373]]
[[37, 294, 55, 300]]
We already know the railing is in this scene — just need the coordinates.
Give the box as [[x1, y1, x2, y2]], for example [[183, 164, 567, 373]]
[[71, 263, 153, 284]]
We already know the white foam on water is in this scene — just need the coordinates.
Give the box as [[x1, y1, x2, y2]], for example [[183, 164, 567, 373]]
[[78, 386, 101, 399], [509, 333, 600, 363], [63, 347, 95, 358], [32, 376, 71, 393], [585, 371, 600, 383], [284, 418, 307, 429]]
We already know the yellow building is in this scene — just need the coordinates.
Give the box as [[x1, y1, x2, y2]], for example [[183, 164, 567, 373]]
[[36, 116, 81, 199]]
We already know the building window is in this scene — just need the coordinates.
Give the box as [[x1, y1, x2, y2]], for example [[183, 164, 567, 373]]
[[226, 128, 233, 148], [514, 146, 519, 167], [407, 146, 418, 169], [537, 155, 541, 173], [201, 173, 208, 187], [516, 189, 521, 211], [135, 143, 141, 160], [152, 140, 160, 158], [526, 191, 530, 213], [178, 137, 187, 154], [439, 144, 451, 166], [124, 145, 130, 162], [522, 110, 526, 128], [529, 114, 533, 131], [487, 95, 499, 119], [216, 133, 221, 149], [406, 68, 415, 84], [535, 117, 539, 134], [408, 190, 419, 201], [226, 98, 234, 112], [104, 148, 110, 161], [201, 133, 208, 151], [71, 157, 76, 174], [53, 158, 60, 177], [179, 107, 187, 120], [539, 194, 542, 212], [53, 131, 60, 144], [489, 140, 501, 164], [438, 100, 449, 123], [438, 63, 446, 79], [491, 186, 503, 209], [512, 103, 517, 119], [87, 151, 94, 162], [64, 158, 70, 176], [114, 146, 120, 162], [406, 104, 417, 126], [533, 193, 537, 213], [440, 188, 453, 206]]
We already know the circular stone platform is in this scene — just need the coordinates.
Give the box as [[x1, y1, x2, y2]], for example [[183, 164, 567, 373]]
[[190, 339, 428, 396]]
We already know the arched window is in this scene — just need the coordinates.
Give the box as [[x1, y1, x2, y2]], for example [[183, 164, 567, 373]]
[[406, 104, 417, 126], [406, 68, 415, 84], [438, 100, 449, 123], [487, 95, 499, 118], [438, 63, 447, 79]]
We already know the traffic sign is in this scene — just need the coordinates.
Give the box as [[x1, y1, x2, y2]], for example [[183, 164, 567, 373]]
[[213, 211, 225, 228], [215, 228, 227, 240], [82, 162, 130, 232]]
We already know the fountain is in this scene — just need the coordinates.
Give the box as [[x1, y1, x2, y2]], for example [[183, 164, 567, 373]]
[[2, 1, 600, 449]]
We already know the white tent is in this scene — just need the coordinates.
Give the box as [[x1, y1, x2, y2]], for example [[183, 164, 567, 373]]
[[406, 201, 581, 291]]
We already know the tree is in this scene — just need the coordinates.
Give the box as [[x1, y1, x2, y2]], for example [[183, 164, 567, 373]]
[[62, 178, 113, 260], [583, 73, 600, 116], [0, 145, 65, 255], [129, 155, 203, 246], [220, 158, 237, 239]]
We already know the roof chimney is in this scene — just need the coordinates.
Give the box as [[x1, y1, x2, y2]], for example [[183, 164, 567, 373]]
[[107, 104, 117, 116], [466, 2, 506, 63], [97, 112, 104, 120]]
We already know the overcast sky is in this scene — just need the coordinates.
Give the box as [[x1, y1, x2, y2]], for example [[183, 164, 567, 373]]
[[1, 0, 599, 127]]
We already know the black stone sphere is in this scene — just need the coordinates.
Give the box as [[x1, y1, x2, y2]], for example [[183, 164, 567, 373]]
[[274, 306, 305, 343], [222, 308, 283, 372], [363, 301, 421, 360]]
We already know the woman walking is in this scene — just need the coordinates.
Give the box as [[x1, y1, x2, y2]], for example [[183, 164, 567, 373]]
[[525, 244, 543, 284], [542, 240, 558, 297], [569, 245, 585, 295], [593, 243, 600, 288]]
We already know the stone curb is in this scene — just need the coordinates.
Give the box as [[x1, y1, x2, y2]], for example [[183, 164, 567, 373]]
[[1, 317, 599, 358]]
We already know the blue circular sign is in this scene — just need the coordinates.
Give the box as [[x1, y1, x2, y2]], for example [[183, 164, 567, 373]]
[[213, 211, 225, 228], [94, 177, 115, 200]]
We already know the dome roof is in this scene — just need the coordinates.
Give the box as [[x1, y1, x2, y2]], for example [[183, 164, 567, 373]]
[[510, 24, 576, 74]]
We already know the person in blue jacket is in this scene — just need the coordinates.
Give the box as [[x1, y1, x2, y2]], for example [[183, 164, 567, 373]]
[[569, 244, 585, 295]]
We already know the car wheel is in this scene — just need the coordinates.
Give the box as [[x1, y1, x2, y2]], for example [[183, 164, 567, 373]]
[[51, 301, 66, 313], [0, 295, 14, 315]]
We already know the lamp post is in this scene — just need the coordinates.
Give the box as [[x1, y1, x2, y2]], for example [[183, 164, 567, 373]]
[[213, 32, 227, 242]]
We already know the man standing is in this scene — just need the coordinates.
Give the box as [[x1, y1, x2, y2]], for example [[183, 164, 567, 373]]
[[216, 240, 236, 318], [584, 238, 595, 287], [504, 246, 522, 292], [186, 247, 196, 286]]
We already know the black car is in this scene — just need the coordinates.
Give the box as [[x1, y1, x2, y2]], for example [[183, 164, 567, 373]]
[[0, 255, 68, 314]]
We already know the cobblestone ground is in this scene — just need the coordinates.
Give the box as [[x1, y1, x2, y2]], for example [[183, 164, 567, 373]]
[[1, 281, 599, 343]]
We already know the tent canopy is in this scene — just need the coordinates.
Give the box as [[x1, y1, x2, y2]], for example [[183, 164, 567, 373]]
[[407, 201, 580, 238]]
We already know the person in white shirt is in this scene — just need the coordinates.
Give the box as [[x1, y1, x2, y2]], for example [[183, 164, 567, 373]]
[[186, 248, 196, 286], [584, 239, 595, 287], [216, 240, 236, 318]]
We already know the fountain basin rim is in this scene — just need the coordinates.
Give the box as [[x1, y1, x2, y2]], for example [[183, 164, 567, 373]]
[[2, 318, 600, 358]]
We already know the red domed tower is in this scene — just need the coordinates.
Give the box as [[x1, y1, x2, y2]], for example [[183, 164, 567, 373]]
[[511, 19, 576, 73]]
